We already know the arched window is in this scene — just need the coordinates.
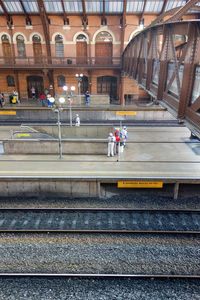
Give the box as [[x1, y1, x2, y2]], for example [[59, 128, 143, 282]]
[[1, 35, 11, 63], [76, 34, 87, 42], [57, 75, 66, 87], [95, 31, 113, 42], [16, 34, 26, 57], [32, 34, 41, 42], [7, 75, 15, 87], [1, 34, 9, 42], [55, 34, 64, 57]]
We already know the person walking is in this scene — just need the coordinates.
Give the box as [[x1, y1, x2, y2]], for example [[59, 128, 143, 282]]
[[107, 132, 115, 157], [74, 114, 80, 126], [85, 90, 90, 105], [0, 93, 2, 108], [40, 93, 45, 107]]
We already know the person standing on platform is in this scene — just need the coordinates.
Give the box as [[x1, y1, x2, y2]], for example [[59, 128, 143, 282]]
[[13, 90, 19, 104], [121, 126, 128, 147], [74, 114, 80, 126], [85, 90, 90, 105], [40, 93, 45, 107], [114, 129, 120, 155], [31, 86, 36, 99], [107, 132, 115, 157], [47, 94, 51, 107], [0, 93, 2, 108]]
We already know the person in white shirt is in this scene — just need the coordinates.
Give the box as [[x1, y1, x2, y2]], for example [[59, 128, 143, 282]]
[[107, 132, 115, 157], [31, 87, 36, 99], [74, 114, 80, 126]]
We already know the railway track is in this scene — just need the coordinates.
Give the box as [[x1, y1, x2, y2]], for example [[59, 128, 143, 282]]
[[0, 273, 199, 278], [0, 208, 199, 233]]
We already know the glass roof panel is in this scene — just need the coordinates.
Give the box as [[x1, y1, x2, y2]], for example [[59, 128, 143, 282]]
[[22, 1, 39, 13], [127, 0, 144, 12], [63, 0, 82, 13], [145, 1, 163, 12], [85, 0, 102, 12], [4, 0, 23, 12], [105, 0, 123, 13], [0, 5, 3, 12], [165, 0, 186, 11], [43, 0, 63, 12]]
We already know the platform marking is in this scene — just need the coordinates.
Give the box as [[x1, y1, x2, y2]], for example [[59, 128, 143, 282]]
[[116, 111, 136, 115], [118, 181, 163, 188], [0, 111, 16, 115]]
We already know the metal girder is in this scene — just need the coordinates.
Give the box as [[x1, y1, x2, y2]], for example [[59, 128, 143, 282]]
[[18, 0, 31, 25], [81, 0, 88, 29], [166, 0, 200, 22], [101, 0, 106, 25], [60, 0, 69, 25], [122, 20, 200, 136], [36, 0, 51, 58], [160, 0, 169, 15], [0, 0, 12, 26], [140, 0, 147, 23], [120, 0, 127, 54]]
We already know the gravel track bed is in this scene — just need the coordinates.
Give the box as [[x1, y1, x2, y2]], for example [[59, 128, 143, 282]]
[[0, 233, 199, 275], [0, 193, 200, 209], [0, 210, 199, 231], [0, 277, 199, 300]]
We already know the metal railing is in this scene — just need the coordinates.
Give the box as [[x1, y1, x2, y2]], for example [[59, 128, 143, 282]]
[[0, 56, 121, 68]]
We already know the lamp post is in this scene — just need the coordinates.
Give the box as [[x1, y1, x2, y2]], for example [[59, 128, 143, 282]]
[[63, 85, 75, 126], [49, 96, 66, 160], [75, 73, 83, 105]]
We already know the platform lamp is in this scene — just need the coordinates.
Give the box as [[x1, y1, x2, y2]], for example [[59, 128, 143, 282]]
[[49, 96, 66, 160], [75, 73, 83, 105], [63, 85, 75, 127]]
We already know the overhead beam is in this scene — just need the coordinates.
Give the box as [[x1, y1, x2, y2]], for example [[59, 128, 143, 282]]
[[160, 0, 168, 15], [0, 0, 12, 26], [120, 0, 127, 53], [101, 0, 106, 25], [36, 0, 51, 58], [140, 0, 147, 23], [18, 0, 31, 25], [81, 0, 88, 29], [60, 0, 69, 25]]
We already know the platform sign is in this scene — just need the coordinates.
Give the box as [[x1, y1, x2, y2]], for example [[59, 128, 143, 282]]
[[0, 111, 16, 115], [17, 133, 30, 138], [116, 111, 137, 115], [118, 181, 163, 188]]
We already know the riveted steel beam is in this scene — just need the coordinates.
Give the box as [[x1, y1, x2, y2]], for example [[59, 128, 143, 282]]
[[18, 0, 31, 25], [81, 0, 88, 29], [60, 0, 69, 25], [36, 0, 51, 59]]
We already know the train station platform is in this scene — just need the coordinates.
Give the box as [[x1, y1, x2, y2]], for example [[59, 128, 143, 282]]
[[0, 126, 200, 199]]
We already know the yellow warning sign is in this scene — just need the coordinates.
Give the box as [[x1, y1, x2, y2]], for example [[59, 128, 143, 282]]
[[0, 111, 16, 115], [17, 133, 30, 138], [118, 181, 163, 188], [116, 111, 136, 115]]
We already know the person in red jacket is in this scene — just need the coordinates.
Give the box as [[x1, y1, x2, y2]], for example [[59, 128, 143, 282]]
[[114, 129, 120, 155]]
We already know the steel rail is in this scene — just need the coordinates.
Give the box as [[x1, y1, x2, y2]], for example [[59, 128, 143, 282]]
[[0, 273, 199, 278], [0, 229, 199, 234], [0, 208, 199, 213]]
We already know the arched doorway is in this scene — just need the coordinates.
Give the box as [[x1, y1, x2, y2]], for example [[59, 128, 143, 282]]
[[27, 76, 44, 98], [1, 34, 11, 63], [97, 76, 117, 100], [81, 76, 88, 93], [55, 34, 64, 57], [76, 34, 87, 64], [95, 31, 113, 64], [16, 34, 26, 57], [32, 34, 42, 64]]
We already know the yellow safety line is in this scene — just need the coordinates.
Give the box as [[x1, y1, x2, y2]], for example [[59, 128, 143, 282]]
[[0, 111, 16, 115]]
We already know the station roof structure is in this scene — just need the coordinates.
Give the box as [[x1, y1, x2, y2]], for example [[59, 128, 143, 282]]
[[0, 0, 199, 15]]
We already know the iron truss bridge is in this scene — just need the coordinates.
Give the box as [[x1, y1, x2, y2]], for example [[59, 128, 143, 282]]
[[122, 16, 200, 137]]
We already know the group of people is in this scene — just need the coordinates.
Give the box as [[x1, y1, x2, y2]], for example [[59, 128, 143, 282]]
[[107, 126, 128, 157]]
